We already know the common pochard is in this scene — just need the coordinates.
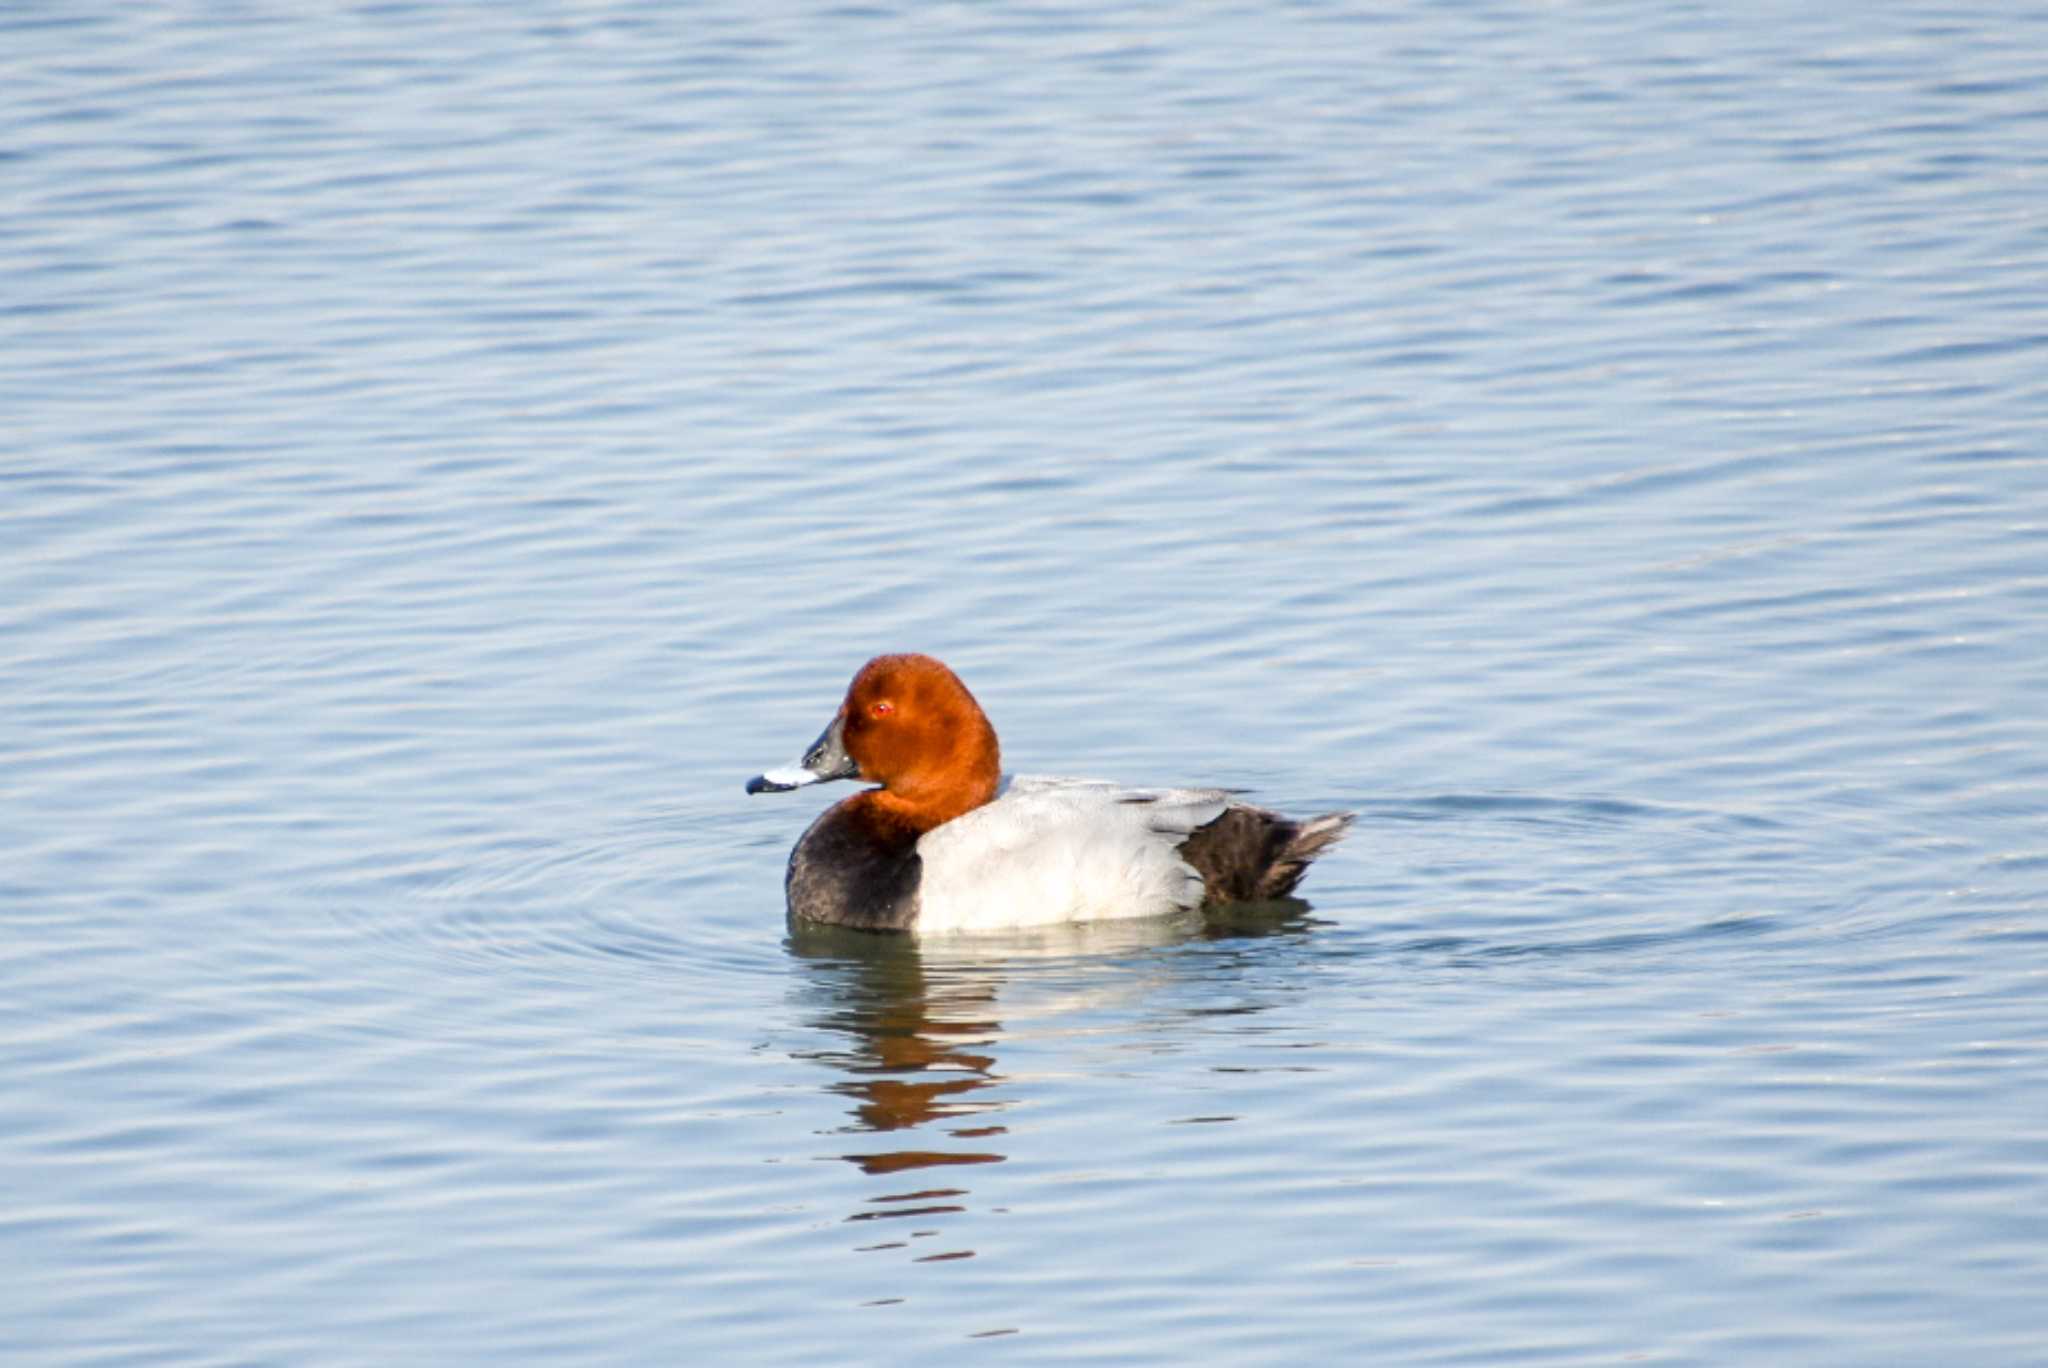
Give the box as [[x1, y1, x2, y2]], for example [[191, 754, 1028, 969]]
[[746, 654, 1352, 933]]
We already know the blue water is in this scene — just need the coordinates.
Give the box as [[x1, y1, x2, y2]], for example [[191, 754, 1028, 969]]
[[5, 1, 2047, 1362]]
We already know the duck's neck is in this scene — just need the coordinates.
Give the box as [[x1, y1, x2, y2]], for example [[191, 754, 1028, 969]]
[[853, 708, 1001, 836], [862, 760, 999, 836]]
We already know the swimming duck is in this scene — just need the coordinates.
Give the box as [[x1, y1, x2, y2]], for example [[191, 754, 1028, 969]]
[[747, 654, 1352, 933]]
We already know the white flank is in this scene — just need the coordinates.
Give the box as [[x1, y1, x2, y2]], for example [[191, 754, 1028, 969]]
[[911, 775, 1231, 933]]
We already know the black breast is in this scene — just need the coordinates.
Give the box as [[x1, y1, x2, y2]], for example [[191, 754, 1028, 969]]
[[785, 802, 922, 931]]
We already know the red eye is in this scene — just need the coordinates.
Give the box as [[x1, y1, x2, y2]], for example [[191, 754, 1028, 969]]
[[869, 700, 894, 718]]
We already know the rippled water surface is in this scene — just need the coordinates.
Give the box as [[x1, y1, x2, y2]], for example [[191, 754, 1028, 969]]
[[6, 1, 2047, 1362]]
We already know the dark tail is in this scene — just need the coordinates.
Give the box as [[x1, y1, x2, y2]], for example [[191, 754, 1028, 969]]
[[1255, 810, 1354, 899], [1178, 806, 1355, 905]]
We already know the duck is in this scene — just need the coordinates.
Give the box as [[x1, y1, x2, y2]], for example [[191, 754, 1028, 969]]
[[746, 653, 1352, 933]]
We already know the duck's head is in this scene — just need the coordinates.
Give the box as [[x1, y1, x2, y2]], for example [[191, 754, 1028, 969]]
[[747, 653, 1001, 830]]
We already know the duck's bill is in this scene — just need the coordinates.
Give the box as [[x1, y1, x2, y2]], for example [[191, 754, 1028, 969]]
[[745, 765, 826, 794], [745, 715, 859, 795]]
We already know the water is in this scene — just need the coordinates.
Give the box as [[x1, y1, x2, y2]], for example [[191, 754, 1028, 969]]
[[5, 0, 2046, 1362]]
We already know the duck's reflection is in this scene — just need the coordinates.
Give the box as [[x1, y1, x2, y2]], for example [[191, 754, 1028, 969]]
[[784, 907, 1319, 1257], [785, 921, 1017, 1180]]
